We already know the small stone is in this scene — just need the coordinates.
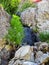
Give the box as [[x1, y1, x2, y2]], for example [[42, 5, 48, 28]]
[[34, 42, 42, 47]]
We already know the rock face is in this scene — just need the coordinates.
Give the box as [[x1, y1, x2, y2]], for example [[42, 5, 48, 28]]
[[21, 7, 36, 30], [0, 5, 10, 39], [36, 0, 49, 32]]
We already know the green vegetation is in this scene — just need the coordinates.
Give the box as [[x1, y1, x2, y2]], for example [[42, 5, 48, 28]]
[[18, 1, 36, 12], [0, 0, 21, 15], [39, 32, 49, 43], [6, 15, 24, 45]]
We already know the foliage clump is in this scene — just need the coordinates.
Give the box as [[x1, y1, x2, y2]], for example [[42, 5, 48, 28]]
[[39, 32, 49, 43], [0, 0, 21, 15], [18, 0, 36, 12], [6, 15, 24, 45]]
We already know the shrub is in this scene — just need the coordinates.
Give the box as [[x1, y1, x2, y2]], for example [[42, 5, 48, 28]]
[[0, 0, 21, 15], [6, 15, 24, 45], [39, 32, 49, 43], [17, 0, 36, 12]]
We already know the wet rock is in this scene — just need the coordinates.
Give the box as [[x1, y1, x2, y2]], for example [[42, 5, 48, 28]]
[[22, 26, 40, 46], [22, 27, 33, 46], [0, 5, 10, 39], [16, 11, 21, 17]]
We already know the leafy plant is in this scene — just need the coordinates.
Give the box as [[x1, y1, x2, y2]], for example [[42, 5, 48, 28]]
[[18, 0, 36, 12], [0, 0, 21, 15], [39, 32, 49, 43], [6, 15, 24, 45]]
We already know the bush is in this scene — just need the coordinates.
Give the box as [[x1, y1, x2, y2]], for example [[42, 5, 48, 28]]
[[39, 32, 49, 43], [18, 1, 36, 12], [0, 0, 21, 15], [6, 15, 24, 45]]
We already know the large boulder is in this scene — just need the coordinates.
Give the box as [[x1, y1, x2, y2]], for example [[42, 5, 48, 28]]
[[36, 0, 49, 32], [21, 0, 49, 33], [0, 5, 10, 39], [21, 7, 36, 30]]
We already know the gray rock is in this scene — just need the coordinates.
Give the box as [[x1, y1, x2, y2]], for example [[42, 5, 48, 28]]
[[35, 53, 49, 64], [21, 7, 36, 30], [0, 5, 10, 39], [0, 48, 10, 59], [35, 51, 43, 63], [34, 42, 42, 47], [36, 0, 49, 32]]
